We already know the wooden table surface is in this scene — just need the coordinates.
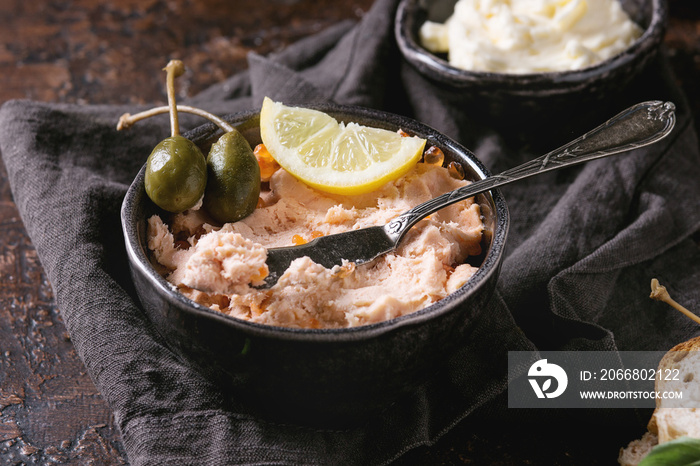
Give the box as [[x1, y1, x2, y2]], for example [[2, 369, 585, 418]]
[[1, 1, 698, 464]]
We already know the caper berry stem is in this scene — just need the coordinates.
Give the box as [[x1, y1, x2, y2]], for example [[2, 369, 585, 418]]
[[650, 278, 700, 325], [117, 105, 235, 133], [164, 60, 185, 137]]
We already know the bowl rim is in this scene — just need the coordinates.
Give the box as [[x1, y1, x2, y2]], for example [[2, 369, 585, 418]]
[[120, 103, 510, 343], [395, 0, 668, 87]]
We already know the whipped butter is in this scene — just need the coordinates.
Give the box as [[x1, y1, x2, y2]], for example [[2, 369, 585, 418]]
[[419, 0, 643, 73]]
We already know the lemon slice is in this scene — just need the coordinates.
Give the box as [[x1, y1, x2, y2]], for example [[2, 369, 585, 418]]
[[259, 97, 426, 195]]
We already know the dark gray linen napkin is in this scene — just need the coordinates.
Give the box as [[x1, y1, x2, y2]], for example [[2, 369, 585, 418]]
[[2, 0, 700, 463]]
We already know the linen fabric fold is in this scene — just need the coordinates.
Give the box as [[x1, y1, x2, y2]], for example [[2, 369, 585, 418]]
[[1, 0, 699, 463]]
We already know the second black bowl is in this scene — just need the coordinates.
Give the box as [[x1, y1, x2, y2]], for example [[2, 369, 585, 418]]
[[395, 0, 668, 128]]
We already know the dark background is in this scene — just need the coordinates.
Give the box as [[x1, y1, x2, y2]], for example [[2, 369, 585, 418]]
[[0, 0, 698, 463]]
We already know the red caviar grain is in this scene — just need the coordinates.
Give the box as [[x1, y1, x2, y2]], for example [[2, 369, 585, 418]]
[[423, 146, 445, 167], [448, 161, 465, 180], [254, 144, 280, 182]]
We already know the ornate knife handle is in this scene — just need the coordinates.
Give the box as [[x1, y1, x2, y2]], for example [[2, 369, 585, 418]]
[[384, 101, 676, 243]]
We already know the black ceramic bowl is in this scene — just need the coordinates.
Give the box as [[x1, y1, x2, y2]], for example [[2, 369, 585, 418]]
[[395, 0, 667, 125], [121, 104, 509, 427]]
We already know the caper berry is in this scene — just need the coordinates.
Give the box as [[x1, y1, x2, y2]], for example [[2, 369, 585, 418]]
[[119, 61, 262, 219], [145, 135, 207, 213], [203, 129, 261, 223]]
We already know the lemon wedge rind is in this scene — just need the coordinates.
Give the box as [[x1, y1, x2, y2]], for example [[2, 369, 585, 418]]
[[260, 97, 426, 195]]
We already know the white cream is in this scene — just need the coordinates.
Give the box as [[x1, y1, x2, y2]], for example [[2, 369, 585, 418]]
[[419, 0, 643, 73]]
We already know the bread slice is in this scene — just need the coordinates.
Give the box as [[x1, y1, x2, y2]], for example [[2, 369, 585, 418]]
[[618, 432, 658, 466], [648, 336, 700, 442], [619, 336, 700, 465]]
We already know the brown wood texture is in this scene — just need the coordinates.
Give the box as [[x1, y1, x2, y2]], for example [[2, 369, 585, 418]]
[[1, 1, 698, 464]]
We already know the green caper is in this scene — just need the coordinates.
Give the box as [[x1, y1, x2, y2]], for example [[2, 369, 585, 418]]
[[203, 129, 261, 223], [145, 135, 207, 213], [118, 60, 262, 219]]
